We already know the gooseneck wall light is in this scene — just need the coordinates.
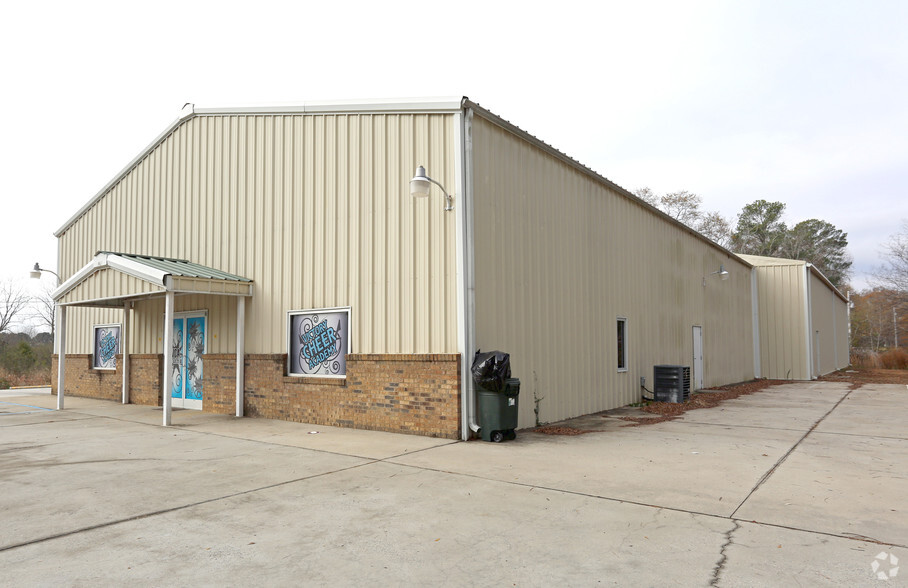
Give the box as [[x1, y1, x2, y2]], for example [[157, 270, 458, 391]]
[[31, 262, 61, 284], [703, 264, 729, 287], [410, 165, 454, 211]]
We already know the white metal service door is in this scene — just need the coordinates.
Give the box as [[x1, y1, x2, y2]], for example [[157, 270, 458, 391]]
[[692, 326, 704, 390]]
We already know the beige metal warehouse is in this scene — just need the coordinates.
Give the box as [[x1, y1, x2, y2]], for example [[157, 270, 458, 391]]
[[52, 97, 765, 440], [740, 254, 850, 380]]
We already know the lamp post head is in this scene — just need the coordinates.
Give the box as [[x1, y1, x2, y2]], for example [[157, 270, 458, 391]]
[[410, 166, 431, 199], [704, 264, 730, 286], [409, 165, 454, 211], [30, 263, 42, 280]]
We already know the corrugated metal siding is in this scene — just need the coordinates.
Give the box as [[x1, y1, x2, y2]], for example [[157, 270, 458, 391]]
[[58, 113, 458, 355], [809, 271, 849, 376], [470, 115, 754, 429], [61, 295, 238, 355], [752, 264, 808, 380], [60, 269, 164, 305]]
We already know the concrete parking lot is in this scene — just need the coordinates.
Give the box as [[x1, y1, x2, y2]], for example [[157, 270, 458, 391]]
[[1, 381, 905, 586]]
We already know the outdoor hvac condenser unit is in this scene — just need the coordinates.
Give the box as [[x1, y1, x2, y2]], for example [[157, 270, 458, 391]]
[[653, 365, 691, 403]]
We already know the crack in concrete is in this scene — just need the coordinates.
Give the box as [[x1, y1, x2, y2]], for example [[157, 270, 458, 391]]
[[710, 520, 740, 586]]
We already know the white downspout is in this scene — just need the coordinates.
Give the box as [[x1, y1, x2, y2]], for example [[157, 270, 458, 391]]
[[456, 106, 479, 439]]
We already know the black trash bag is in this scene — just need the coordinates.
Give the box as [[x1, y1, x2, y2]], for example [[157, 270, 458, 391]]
[[471, 350, 511, 392]]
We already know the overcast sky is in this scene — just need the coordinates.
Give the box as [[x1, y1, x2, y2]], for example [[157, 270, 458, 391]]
[[2, 0, 906, 320]]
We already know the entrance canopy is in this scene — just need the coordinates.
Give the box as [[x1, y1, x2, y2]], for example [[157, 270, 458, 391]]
[[52, 252, 253, 425], [53, 251, 253, 307]]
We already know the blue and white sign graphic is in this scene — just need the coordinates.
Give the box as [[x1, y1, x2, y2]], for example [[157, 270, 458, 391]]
[[288, 308, 350, 377], [93, 324, 120, 369]]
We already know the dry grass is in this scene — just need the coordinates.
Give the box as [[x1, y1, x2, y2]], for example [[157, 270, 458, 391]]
[[851, 349, 908, 370], [819, 367, 908, 386], [881, 349, 908, 370], [851, 349, 882, 369]]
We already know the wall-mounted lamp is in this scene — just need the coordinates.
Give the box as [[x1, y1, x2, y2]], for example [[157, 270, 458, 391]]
[[703, 264, 729, 286], [410, 165, 454, 211], [31, 262, 60, 284]]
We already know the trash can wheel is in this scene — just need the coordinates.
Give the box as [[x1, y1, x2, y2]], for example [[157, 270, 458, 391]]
[[490, 431, 505, 443]]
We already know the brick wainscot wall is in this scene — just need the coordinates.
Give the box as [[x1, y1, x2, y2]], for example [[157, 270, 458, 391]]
[[52, 354, 163, 406], [205, 353, 461, 439], [53, 353, 461, 439]]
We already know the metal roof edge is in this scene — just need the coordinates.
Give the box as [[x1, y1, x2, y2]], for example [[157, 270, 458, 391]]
[[194, 96, 465, 116], [52, 252, 170, 301], [54, 113, 191, 237], [52, 254, 108, 300], [736, 254, 805, 267], [54, 98, 466, 238], [737, 254, 847, 302], [461, 99, 749, 266], [106, 254, 169, 286], [806, 263, 849, 303]]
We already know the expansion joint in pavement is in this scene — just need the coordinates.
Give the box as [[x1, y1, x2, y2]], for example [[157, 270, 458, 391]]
[[0, 460, 378, 554], [730, 388, 855, 518]]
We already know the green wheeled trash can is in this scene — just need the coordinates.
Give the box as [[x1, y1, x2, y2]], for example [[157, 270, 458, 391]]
[[478, 378, 520, 442]]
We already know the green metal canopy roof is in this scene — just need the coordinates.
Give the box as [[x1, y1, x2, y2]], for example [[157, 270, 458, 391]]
[[53, 251, 253, 307], [98, 252, 252, 282]]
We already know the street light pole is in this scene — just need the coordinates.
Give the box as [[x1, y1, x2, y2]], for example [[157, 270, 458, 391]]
[[30, 262, 64, 409]]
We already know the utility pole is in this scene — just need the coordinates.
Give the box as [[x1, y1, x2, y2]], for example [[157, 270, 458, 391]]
[[895, 307, 899, 349]]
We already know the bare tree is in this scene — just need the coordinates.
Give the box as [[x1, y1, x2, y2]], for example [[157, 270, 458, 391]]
[[659, 190, 704, 228], [875, 220, 908, 295], [634, 187, 732, 248], [30, 282, 56, 335], [697, 211, 733, 249], [0, 279, 30, 334], [634, 187, 659, 208], [851, 289, 892, 351]]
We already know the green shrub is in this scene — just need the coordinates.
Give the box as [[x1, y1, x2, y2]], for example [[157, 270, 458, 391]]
[[0, 341, 37, 375]]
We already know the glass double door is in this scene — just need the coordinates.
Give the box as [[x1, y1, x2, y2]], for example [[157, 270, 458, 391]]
[[171, 313, 206, 410]]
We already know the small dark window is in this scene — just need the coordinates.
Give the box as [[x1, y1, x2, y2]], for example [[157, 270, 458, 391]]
[[617, 318, 628, 372]]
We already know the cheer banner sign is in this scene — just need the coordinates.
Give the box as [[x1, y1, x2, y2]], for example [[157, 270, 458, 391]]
[[287, 308, 350, 377], [93, 324, 121, 370]]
